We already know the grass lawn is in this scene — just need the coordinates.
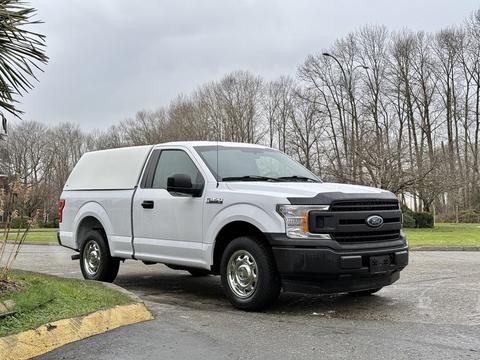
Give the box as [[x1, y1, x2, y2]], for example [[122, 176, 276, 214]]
[[1, 228, 58, 243], [0, 270, 132, 337], [404, 223, 480, 247], [1, 223, 478, 247]]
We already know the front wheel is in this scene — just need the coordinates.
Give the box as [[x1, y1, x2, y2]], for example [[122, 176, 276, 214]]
[[80, 230, 120, 282], [220, 236, 280, 311]]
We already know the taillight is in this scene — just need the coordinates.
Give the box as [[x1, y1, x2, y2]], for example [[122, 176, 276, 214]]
[[58, 199, 65, 223]]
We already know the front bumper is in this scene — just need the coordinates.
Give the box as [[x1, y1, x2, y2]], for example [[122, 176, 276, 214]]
[[265, 233, 408, 294]]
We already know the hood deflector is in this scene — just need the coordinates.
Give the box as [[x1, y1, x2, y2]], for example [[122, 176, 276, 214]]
[[287, 191, 397, 205]]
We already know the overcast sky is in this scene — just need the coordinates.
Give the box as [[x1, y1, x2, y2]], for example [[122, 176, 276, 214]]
[[17, 0, 480, 130]]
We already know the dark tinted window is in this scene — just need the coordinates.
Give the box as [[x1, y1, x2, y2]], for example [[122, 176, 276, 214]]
[[152, 150, 203, 189]]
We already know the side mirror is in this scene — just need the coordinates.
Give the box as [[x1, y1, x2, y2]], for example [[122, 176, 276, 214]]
[[167, 174, 203, 197]]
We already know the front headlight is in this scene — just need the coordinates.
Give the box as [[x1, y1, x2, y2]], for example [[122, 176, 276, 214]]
[[276, 204, 330, 239]]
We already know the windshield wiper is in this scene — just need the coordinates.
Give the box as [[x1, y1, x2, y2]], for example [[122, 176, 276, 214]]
[[222, 175, 281, 182], [276, 175, 320, 182]]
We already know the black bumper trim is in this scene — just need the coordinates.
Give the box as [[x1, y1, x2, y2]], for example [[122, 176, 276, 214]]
[[272, 246, 408, 276], [265, 232, 408, 293]]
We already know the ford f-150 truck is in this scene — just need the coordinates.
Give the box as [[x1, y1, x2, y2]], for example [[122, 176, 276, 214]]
[[59, 141, 408, 310]]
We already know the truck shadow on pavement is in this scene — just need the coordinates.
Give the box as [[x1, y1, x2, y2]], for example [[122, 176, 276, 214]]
[[114, 270, 405, 319]]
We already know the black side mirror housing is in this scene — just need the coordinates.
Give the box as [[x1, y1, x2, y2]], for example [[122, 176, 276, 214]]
[[167, 174, 203, 197]]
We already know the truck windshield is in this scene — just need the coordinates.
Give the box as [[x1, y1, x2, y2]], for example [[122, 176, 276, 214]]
[[194, 146, 320, 182]]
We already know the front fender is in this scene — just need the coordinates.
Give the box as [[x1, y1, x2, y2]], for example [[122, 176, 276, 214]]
[[204, 203, 284, 265]]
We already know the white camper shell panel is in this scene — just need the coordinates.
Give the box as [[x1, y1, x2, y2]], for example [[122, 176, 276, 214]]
[[63, 145, 153, 190]]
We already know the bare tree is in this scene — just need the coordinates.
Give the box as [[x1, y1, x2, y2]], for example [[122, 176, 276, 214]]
[[8, 8, 480, 220]]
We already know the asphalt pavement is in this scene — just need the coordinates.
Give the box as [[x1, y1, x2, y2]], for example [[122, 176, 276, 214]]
[[10, 245, 480, 360]]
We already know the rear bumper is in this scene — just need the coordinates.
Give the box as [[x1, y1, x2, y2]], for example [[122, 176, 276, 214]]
[[266, 233, 408, 294], [57, 231, 77, 251]]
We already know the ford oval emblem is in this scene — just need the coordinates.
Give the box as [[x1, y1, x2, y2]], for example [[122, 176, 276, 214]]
[[366, 215, 384, 228]]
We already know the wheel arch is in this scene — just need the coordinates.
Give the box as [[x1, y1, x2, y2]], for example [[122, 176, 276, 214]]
[[73, 202, 113, 250], [205, 203, 283, 271], [76, 216, 107, 250], [211, 220, 270, 274]]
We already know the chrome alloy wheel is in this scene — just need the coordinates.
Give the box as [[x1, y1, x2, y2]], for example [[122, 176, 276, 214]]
[[83, 240, 101, 276], [227, 250, 258, 299]]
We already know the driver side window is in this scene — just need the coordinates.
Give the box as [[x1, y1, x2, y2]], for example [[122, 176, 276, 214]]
[[152, 150, 203, 190]]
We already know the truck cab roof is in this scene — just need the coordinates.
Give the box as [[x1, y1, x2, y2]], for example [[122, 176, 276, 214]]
[[154, 141, 268, 149]]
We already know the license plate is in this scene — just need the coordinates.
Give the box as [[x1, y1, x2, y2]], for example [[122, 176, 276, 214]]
[[369, 255, 391, 273]]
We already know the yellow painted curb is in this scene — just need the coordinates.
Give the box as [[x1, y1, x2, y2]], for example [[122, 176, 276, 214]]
[[0, 302, 153, 360]]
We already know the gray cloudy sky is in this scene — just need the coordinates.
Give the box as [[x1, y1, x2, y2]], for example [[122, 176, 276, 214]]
[[17, 0, 480, 130]]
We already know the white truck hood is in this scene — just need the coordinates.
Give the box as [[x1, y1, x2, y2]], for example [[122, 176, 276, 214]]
[[225, 182, 390, 199]]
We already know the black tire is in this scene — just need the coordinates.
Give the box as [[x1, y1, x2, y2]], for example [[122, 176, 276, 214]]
[[349, 287, 383, 296], [220, 236, 280, 311], [187, 268, 211, 277], [79, 230, 120, 282]]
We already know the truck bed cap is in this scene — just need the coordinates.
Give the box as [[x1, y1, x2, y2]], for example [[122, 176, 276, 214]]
[[64, 145, 153, 190]]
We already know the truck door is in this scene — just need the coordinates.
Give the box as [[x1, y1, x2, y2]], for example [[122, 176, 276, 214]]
[[132, 148, 206, 267]]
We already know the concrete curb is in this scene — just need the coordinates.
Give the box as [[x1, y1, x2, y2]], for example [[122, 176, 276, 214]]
[[0, 283, 153, 360], [5, 240, 57, 246]]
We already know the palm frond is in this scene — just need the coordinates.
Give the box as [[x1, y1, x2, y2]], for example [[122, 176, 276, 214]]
[[0, 0, 48, 118]]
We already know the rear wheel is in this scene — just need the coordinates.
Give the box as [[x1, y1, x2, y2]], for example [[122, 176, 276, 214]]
[[349, 287, 383, 296], [80, 230, 120, 282], [220, 236, 280, 311]]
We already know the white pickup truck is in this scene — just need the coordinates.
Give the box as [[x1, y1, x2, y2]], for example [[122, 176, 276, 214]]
[[59, 141, 408, 310]]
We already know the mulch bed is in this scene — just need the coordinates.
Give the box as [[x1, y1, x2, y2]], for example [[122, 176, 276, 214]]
[[0, 279, 23, 295]]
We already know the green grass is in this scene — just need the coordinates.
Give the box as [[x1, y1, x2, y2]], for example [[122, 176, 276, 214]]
[[2, 223, 479, 246], [1, 228, 58, 243], [404, 223, 480, 247], [0, 270, 132, 337]]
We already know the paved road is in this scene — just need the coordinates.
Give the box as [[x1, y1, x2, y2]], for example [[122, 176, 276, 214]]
[[11, 245, 480, 359]]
